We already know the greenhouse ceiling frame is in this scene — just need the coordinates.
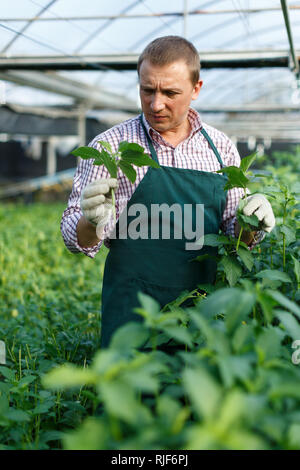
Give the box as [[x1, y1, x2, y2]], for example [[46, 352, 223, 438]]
[[281, 0, 300, 80], [0, 70, 137, 111], [0, 0, 299, 141], [1, 5, 300, 22], [0, 50, 299, 71]]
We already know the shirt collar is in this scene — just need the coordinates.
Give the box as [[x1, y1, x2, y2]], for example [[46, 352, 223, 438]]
[[141, 107, 203, 142]]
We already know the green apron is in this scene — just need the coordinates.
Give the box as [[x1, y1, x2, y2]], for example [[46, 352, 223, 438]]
[[100, 115, 227, 348]]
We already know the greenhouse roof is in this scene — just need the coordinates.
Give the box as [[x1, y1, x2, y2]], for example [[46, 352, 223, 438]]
[[0, 0, 300, 123]]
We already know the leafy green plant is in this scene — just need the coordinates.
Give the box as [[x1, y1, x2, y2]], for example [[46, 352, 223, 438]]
[[217, 152, 265, 250], [0, 149, 299, 450], [42, 287, 300, 450], [71, 141, 160, 222], [192, 154, 262, 287]]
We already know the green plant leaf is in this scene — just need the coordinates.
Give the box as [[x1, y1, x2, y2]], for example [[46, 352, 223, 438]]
[[237, 212, 261, 230], [199, 287, 256, 334], [263, 185, 282, 194], [117, 160, 137, 183], [31, 402, 55, 415], [18, 375, 37, 387], [201, 233, 233, 247], [217, 166, 249, 190], [256, 328, 282, 363], [266, 290, 300, 319], [118, 141, 145, 153], [183, 367, 221, 420], [221, 255, 242, 286], [4, 408, 30, 422], [97, 150, 117, 178], [291, 181, 300, 194], [232, 324, 254, 353], [237, 247, 254, 271], [288, 424, 300, 450], [40, 430, 65, 444], [110, 322, 149, 352], [269, 383, 300, 400], [192, 253, 216, 263], [255, 270, 292, 284], [70, 146, 100, 159], [275, 310, 300, 341], [217, 389, 246, 431], [240, 152, 257, 173], [97, 140, 113, 153], [227, 296, 256, 335], [279, 225, 296, 246], [122, 359, 166, 394], [63, 417, 108, 450], [256, 290, 275, 323], [292, 256, 300, 284], [161, 325, 193, 348], [0, 366, 15, 381], [42, 364, 96, 389], [121, 150, 160, 168], [100, 381, 151, 425], [135, 292, 161, 318]]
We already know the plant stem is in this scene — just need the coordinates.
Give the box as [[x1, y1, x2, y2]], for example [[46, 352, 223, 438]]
[[111, 188, 116, 225], [236, 226, 244, 252], [282, 201, 287, 270], [236, 187, 247, 252], [18, 347, 22, 380], [270, 245, 273, 268], [282, 233, 286, 270]]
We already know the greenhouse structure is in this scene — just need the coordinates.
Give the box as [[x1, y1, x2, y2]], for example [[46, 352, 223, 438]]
[[0, 0, 299, 453]]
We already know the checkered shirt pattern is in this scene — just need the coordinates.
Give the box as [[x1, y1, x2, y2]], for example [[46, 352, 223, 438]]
[[60, 108, 264, 258]]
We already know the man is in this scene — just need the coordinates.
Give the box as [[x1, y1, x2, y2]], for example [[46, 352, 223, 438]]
[[61, 36, 275, 348]]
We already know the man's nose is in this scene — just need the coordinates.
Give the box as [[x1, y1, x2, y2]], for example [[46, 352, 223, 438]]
[[150, 93, 165, 112]]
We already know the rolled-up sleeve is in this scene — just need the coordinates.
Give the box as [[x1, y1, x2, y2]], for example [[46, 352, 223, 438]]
[[60, 123, 130, 258], [60, 156, 107, 258]]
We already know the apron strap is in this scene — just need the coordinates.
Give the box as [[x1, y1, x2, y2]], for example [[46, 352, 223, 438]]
[[140, 114, 225, 169], [200, 127, 225, 168], [139, 115, 159, 164]]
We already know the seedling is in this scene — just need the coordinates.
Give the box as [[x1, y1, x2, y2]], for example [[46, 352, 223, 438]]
[[193, 152, 271, 286], [216, 152, 264, 250], [71, 141, 160, 223]]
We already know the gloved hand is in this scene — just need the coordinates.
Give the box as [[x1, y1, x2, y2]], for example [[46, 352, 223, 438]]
[[80, 178, 118, 233], [242, 193, 275, 233]]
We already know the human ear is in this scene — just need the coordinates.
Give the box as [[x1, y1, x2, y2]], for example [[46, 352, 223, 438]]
[[191, 79, 203, 100]]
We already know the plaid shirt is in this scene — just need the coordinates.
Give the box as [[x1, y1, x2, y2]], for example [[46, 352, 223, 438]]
[[61, 108, 264, 258]]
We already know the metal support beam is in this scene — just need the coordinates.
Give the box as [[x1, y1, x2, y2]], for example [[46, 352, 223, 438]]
[[0, 50, 299, 71], [47, 137, 57, 176], [280, 0, 300, 80], [1, 6, 300, 21], [1, 0, 57, 54], [195, 105, 300, 113], [183, 0, 188, 38], [78, 108, 86, 146], [0, 71, 137, 111], [6, 103, 300, 115]]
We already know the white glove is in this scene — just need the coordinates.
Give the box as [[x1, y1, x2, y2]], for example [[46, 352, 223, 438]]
[[242, 193, 275, 233], [80, 178, 118, 232]]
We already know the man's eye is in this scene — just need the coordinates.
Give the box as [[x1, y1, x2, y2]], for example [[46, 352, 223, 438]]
[[166, 91, 176, 97], [142, 88, 152, 94]]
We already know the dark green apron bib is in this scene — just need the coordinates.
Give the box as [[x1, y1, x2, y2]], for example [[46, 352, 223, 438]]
[[100, 115, 227, 348]]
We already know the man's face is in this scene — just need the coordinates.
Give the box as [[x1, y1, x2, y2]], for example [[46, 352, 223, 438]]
[[139, 59, 203, 135]]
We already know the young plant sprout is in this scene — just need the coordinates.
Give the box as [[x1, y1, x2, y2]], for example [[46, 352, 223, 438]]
[[71, 141, 160, 223], [217, 152, 264, 250], [193, 152, 271, 286]]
